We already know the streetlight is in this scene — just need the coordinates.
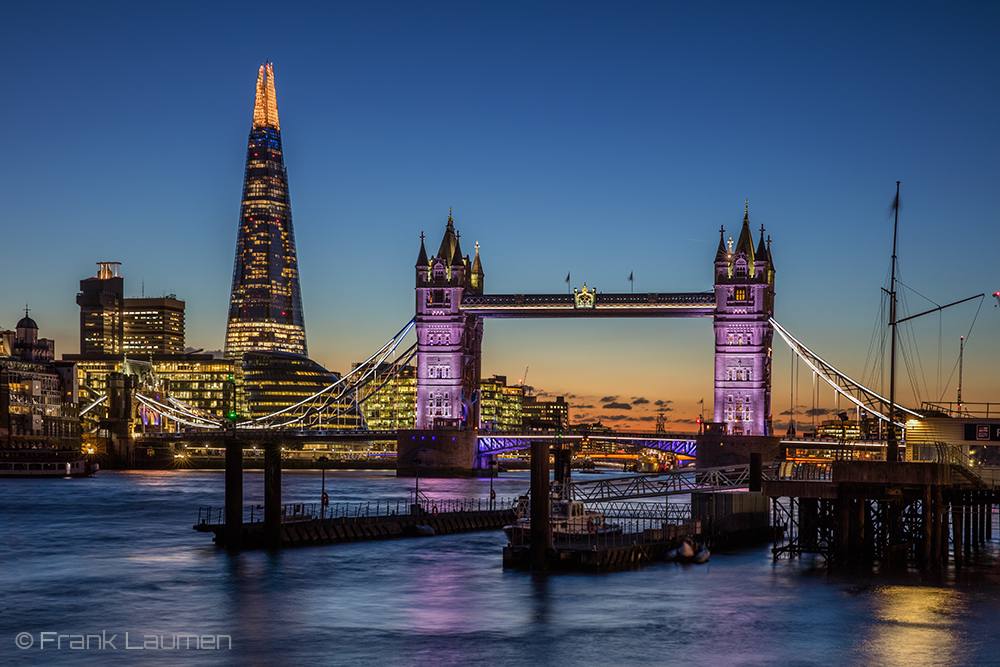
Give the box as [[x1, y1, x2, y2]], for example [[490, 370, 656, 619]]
[[318, 455, 329, 519], [488, 456, 497, 510], [412, 449, 423, 515]]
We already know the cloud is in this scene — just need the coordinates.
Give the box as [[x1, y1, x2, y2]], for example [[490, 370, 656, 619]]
[[600, 396, 619, 403], [573, 404, 594, 409], [654, 399, 673, 407], [602, 402, 633, 410], [637, 416, 655, 421], [599, 414, 634, 421], [632, 397, 649, 405], [805, 408, 832, 416]]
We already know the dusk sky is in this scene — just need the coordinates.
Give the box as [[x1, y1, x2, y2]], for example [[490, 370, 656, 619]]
[[4, 2, 998, 431]]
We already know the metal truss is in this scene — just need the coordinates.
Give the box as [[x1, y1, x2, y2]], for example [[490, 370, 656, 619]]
[[476, 433, 696, 457], [586, 501, 692, 522], [771, 318, 922, 427], [568, 463, 776, 502]]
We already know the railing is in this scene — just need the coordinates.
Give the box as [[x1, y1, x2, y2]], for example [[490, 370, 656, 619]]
[[773, 461, 833, 481], [197, 496, 518, 526]]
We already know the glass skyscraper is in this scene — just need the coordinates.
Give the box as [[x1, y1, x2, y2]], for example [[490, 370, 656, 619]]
[[225, 62, 307, 359]]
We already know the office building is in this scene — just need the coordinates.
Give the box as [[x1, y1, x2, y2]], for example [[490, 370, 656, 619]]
[[225, 62, 307, 358]]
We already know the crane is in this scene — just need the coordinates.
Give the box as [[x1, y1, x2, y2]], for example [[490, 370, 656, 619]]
[[519, 365, 529, 395]]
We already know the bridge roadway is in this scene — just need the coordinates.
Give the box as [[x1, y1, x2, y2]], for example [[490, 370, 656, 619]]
[[135, 428, 698, 456]]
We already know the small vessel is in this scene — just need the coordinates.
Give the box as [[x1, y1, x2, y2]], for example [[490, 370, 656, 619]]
[[666, 537, 710, 564], [577, 456, 602, 474], [503, 492, 621, 545], [0, 458, 96, 478], [635, 453, 659, 473]]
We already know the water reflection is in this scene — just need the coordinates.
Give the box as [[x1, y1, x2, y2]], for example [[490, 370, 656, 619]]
[[860, 586, 963, 667]]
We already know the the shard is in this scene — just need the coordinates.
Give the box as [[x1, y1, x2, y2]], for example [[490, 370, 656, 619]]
[[225, 62, 307, 359]]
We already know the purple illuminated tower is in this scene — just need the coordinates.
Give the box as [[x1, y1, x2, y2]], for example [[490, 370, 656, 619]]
[[713, 202, 775, 436], [414, 212, 485, 430]]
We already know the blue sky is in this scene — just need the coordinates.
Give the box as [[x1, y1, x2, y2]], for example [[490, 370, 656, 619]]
[[3, 1, 998, 429]]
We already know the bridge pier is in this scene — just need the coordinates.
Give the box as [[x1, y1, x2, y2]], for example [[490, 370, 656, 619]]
[[529, 440, 552, 571], [695, 434, 780, 469], [224, 437, 243, 550], [396, 429, 478, 477], [264, 442, 282, 549]]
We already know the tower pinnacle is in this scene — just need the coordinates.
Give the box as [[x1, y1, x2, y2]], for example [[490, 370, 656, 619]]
[[252, 62, 280, 130]]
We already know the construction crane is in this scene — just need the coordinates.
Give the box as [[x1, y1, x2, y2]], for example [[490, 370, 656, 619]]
[[519, 365, 529, 396]]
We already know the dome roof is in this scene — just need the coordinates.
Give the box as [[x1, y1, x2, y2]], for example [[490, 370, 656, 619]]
[[16, 315, 37, 330]]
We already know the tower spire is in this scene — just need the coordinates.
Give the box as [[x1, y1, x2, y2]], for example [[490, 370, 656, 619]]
[[253, 62, 280, 130]]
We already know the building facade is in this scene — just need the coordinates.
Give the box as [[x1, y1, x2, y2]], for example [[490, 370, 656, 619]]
[[242, 351, 360, 427], [358, 363, 417, 430], [413, 213, 485, 430], [123, 297, 184, 355], [0, 315, 79, 449], [77, 262, 125, 355], [225, 62, 307, 359], [522, 395, 569, 430], [76, 262, 185, 356], [479, 375, 523, 431], [713, 203, 775, 436]]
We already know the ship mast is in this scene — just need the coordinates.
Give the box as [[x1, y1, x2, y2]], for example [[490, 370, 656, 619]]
[[887, 181, 900, 462]]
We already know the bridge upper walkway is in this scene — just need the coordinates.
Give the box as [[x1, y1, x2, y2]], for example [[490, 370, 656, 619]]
[[460, 292, 715, 318]]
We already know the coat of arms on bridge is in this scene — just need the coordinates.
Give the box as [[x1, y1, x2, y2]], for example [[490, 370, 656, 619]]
[[574, 284, 595, 309]]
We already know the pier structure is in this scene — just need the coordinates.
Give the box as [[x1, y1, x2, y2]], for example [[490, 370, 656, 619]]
[[766, 460, 998, 568]]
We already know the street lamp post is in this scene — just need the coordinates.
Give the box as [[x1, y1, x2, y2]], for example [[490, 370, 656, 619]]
[[412, 451, 423, 515], [318, 455, 328, 519], [488, 457, 497, 510]]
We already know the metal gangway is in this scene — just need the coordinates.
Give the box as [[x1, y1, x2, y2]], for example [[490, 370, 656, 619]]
[[567, 463, 777, 503]]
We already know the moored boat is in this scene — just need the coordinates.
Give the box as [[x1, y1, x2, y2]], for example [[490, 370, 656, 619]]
[[0, 458, 96, 478], [503, 494, 622, 545]]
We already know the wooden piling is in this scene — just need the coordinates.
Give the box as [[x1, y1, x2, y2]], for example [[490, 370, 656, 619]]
[[952, 500, 963, 565], [224, 437, 242, 551], [264, 441, 282, 550], [921, 485, 932, 568], [529, 440, 551, 571]]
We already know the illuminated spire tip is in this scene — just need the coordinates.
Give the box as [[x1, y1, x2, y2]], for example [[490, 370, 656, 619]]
[[252, 62, 280, 130]]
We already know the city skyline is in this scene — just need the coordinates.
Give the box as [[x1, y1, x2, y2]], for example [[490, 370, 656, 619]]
[[3, 2, 998, 430]]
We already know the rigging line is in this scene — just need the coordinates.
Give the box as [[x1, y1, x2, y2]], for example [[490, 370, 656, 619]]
[[896, 279, 931, 404], [862, 264, 893, 387], [893, 278, 940, 308], [934, 296, 985, 404]]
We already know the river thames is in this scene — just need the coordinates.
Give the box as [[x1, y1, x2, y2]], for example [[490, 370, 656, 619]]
[[2, 470, 998, 666]]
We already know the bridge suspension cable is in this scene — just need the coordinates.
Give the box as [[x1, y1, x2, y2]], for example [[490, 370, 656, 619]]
[[770, 318, 922, 427], [243, 319, 417, 430]]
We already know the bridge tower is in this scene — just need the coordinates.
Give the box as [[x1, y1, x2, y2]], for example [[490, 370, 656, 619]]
[[713, 202, 775, 436], [413, 212, 485, 430]]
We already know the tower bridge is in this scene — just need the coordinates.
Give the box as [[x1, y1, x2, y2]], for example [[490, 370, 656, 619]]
[[113, 202, 944, 478], [398, 203, 776, 473]]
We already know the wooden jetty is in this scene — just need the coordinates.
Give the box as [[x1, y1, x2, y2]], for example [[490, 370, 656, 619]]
[[765, 460, 998, 568], [195, 504, 515, 549]]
